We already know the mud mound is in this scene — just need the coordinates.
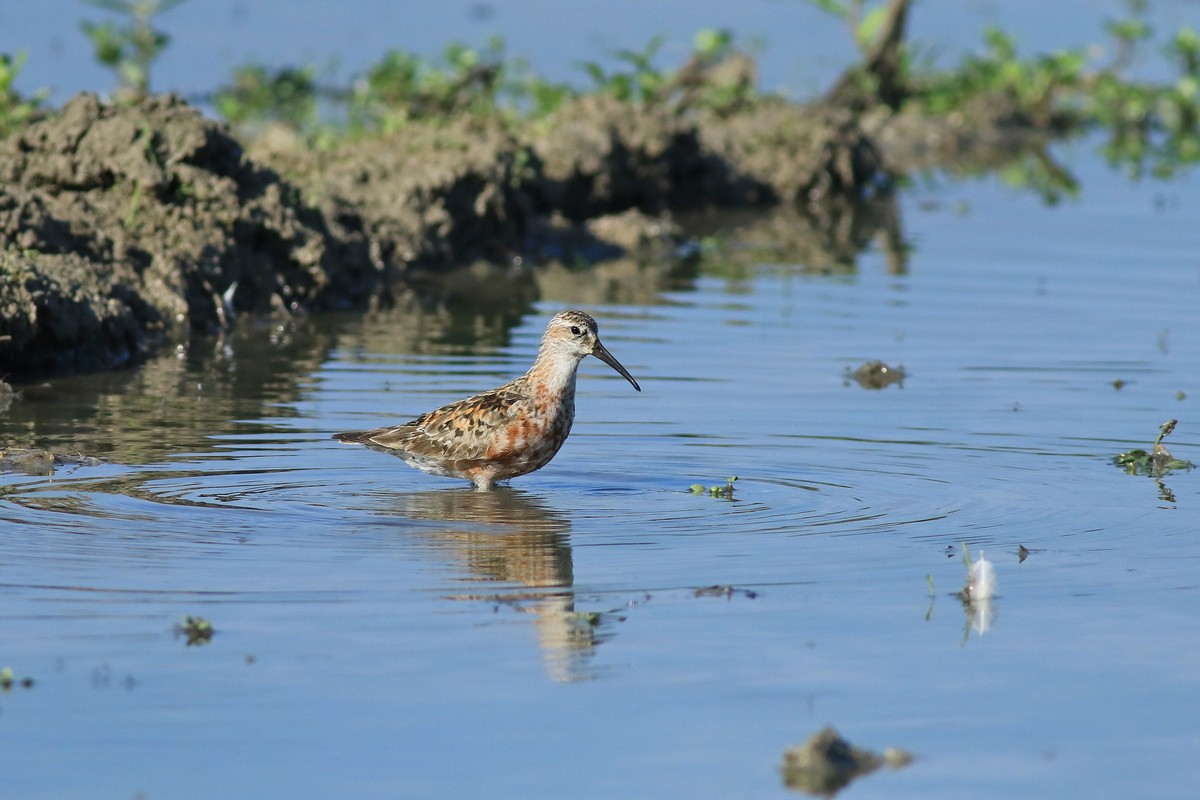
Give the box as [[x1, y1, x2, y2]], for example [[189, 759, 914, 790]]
[[255, 117, 534, 269], [533, 95, 882, 215], [533, 95, 708, 219], [0, 92, 890, 380], [698, 102, 884, 205], [0, 93, 375, 376]]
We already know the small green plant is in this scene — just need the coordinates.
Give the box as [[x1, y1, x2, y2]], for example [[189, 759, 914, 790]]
[[80, 0, 186, 101], [1113, 419, 1195, 476], [689, 476, 738, 499], [807, 0, 897, 55], [677, 29, 761, 114], [502, 55, 574, 118], [175, 614, 214, 645], [214, 64, 318, 132], [580, 35, 669, 105], [0, 52, 45, 136], [1085, 21, 1200, 179], [915, 26, 1086, 120], [123, 123, 157, 231], [345, 38, 508, 133], [902, 5, 1199, 181]]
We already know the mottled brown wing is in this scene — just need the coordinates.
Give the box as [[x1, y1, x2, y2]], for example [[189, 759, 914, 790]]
[[340, 380, 532, 462]]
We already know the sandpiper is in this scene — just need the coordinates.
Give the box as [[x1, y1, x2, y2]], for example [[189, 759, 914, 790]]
[[333, 310, 641, 490]]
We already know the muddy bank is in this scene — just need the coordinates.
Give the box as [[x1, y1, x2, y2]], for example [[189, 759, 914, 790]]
[[1, 0, 1182, 380], [0, 85, 894, 379], [0, 93, 379, 377]]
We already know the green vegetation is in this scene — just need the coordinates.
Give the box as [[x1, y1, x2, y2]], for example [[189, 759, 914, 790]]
[[79, 0, 184, 101], [208, 5, 1200, 178], [580, 35, 667, 104], [689, 476, 738, 499], [1113, 419, 1195, 477], [0, 52, 44, 136], [208, 27, 756, 141], [910, 14, 1200, 179], [214, 64, 318, 133], [175, 614, 214, 645], [0, 666, 34, 690], [914, 27, 1086, 122], [0, 1, 1196, 186], [808, 0, 898, 55]]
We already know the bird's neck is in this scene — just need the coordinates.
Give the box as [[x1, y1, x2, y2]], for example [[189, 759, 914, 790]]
[[526, 350, 581, 408]]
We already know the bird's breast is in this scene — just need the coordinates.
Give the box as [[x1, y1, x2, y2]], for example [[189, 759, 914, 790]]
[[483, 397, 574, 467]]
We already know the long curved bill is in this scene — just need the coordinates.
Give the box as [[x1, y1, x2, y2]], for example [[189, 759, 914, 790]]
[[591, 340, 641, 392]]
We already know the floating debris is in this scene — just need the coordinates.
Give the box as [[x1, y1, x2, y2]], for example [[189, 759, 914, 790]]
[[0, 448, 105, 476], [175, 615, 215, 646], [959, 546, 996, 603], [845, 360, 905, 390], [694, 585, 759, 600], [1113, 419, 1194, 477], [0, 666, 34, 691], [0, 449, 55, 475], [564, 611, 603, 628], [781, 726, 912, 796], [689, 476, 738, 499], [958, 543, 996, 636]]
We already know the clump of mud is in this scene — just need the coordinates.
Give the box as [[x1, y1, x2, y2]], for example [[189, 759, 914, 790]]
[[0, 447, 104, 475], [781, 726, 913, 795], [0, 91, 887, 380], [532, 94, 708, 218], [0, 93, 376, 376], [698, 103, 885, 206], [252, 117, 536, 269]]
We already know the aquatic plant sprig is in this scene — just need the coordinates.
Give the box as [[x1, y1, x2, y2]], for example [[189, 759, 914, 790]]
[[174, 614, 214, 645], [0, 52, 46, 137], [1113, 418, 1195, 477], [689, 476, 738, 499]]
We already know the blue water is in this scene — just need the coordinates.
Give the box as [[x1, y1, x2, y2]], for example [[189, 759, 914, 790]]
[[1, 134, 1198, 798], [4, 2, 1200, 796]]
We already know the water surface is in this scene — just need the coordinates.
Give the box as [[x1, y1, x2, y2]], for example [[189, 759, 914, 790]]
[[2, 145, 1200, 798]]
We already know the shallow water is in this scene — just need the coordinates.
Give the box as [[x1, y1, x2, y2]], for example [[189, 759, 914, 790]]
[[3, 141, 1200, 798]]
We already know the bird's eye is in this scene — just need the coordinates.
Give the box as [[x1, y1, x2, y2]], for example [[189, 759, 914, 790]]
[[570, 326, 582, 336]]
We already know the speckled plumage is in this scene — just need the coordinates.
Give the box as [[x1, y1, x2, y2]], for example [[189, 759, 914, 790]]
[[334, 310, 641, 490]]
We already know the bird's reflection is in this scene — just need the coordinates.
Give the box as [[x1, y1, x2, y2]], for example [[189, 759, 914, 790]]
[[373, 488, 609, 682]]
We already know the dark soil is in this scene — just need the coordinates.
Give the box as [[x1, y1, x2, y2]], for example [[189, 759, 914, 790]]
[[0, 93, 378, 376], [0, 85, 894, 380], [0, 0, 1062, 381]]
